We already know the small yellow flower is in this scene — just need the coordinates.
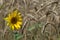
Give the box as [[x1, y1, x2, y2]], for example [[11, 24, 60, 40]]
[[4, 10, 22, 30]]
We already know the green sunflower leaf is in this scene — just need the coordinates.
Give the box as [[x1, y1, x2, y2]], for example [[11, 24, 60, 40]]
[[14, 32, 23, 40], [28, 26, 35, 31], [16, 34, 23, 40]]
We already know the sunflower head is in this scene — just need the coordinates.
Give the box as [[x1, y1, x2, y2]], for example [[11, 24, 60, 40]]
[[4, 10, 23, 30]]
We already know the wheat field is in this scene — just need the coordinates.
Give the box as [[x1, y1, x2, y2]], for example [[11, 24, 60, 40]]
[[0, 0, 60, 40]]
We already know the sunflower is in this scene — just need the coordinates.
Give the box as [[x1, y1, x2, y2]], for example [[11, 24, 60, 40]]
[[4, 10, 22, 30]]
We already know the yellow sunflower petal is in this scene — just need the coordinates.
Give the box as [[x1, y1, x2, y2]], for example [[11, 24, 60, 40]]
[[18, 12, 21, 15], [19, 18, 22, 21], [13, 13, 17, 17], [4, 17, 8, 20], [4, 17, 10, 22], [18, 15, 22, 18], [8, 13, 12, 19], [8, 13, 10, 17], [14, 10, 18, 14], [14, 24, 19, 29], [13, 10, 18, 17], [7, 23, 9, 26], [4, 18, 11, 23], [19, 26, 21, 29], [11, 26, 14, 30], [17, 24, 21, 29], [17, 22, 22, 25]]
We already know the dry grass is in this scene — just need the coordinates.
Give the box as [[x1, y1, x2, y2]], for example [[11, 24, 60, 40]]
[[0, 0, 60, 40]]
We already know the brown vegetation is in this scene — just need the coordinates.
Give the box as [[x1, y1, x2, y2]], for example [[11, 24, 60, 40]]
[[0, 0, 60, 40]]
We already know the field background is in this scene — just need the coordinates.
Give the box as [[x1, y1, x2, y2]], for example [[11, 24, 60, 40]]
[[0, 0, 60, 40]]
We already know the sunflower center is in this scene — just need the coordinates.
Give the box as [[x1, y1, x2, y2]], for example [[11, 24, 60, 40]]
[[11, 17, 17, 24]]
